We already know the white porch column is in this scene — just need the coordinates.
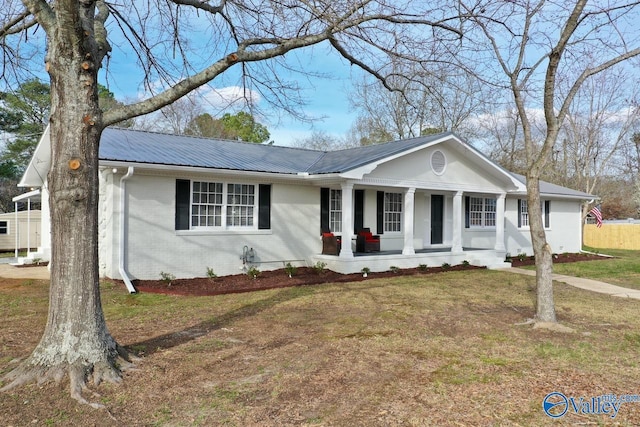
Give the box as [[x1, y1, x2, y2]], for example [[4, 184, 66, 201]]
[[339, 182, 354, 258], [494, 193, 506, 251], [452, 191, 463, 253], [403, 187, 416, 255]]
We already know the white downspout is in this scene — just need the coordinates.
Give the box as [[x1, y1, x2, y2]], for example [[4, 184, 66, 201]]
[[27, 197, 31, 255], [119, 167, 136, 293], [14, 202, 18, 258]]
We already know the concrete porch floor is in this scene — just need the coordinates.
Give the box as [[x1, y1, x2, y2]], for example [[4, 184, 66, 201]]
[[313, 247, 511, 275]]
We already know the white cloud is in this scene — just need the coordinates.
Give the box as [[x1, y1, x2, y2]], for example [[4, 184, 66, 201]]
[[200, 85, 262, 110]]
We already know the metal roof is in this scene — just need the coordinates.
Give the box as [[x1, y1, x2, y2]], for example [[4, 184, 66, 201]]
[[100, 127, 323, 174], [95, 128, 591, 200], [99, 128, 456, 175], [305, 133, 453, 174], [511, 173, 594, 199]]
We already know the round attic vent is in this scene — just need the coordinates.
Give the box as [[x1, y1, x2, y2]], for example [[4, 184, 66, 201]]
[[431, 150, 447, 175]]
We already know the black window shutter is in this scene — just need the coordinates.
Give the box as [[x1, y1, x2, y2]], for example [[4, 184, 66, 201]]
[[354, 190, 364, 233], [175, 179, 191, 230], [376, 191, 385, 235], [258, 184, 271, 230], [544, 200, 550, 228], [517, 199, 522, 228], [464, 196, 470, 228], [320, 187, 329, 234]]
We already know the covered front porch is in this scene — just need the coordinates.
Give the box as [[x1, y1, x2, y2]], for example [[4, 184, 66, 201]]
[[313, 246, 510, 275], [318, 179, 510, 273]]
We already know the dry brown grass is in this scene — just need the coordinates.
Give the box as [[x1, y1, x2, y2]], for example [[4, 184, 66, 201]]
[[2, 270, 640, 426]]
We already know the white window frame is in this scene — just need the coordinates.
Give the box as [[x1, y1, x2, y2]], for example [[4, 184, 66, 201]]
[[191, 181, 223, 228], [469, 197, 496, 228], [0, 221, 7, 235], [226, 183, 256, 227], [329, 189, 342, 233], [519, 199, 550, 229], [191, 181, 257, 230], [384, 192, 403, 232]]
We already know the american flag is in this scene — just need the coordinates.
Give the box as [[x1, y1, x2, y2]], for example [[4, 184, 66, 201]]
[[589, 204, 603, 228]]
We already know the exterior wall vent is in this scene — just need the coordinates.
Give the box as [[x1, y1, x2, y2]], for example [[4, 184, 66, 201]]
[[431, 150, 447, 175]]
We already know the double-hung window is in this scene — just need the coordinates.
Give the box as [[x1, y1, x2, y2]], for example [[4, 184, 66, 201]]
[[468, 197, 496, 228], [0, 221, 7, 234], [329, 189, 342, 233], [519, 199, 529, 228], [384, 192, 403, 232], [518, 199, 550, 228], [176, 179, 270, 231], [226, 184, 255, 227], [192, 182, 223, 227]]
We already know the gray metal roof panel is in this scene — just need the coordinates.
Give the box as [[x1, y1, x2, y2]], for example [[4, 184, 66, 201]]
[[98, 128, 594, 199], [306, 132, 453, 173], [511, 173, 594, 199], [99, 127, 324, 174]]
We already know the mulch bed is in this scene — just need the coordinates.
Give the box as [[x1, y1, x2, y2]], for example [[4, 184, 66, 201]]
[[130, 264, 484, 297], [124, 252, 611, 297], [508, 251, 608, 267]]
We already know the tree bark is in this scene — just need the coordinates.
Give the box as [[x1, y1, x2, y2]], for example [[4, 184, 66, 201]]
[[526, 173, 556, 323], [1, 0, 128, 406]]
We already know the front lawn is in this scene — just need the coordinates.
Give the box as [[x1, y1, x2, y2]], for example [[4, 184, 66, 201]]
[[1, 262, 640, 425]]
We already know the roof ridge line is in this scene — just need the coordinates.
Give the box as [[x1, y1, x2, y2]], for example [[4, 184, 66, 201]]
[[303, 150, 331, 173]]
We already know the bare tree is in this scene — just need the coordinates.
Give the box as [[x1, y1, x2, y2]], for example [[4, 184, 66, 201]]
[[0, 0, 462, 405], [553, 67, 640, 219], [293, 129, 357, 150], [349, 61, 487, 143], [476, 107, 528, 174], [459, 0, 640, 325]]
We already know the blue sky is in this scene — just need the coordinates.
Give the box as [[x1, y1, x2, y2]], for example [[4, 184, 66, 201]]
[[99, 40, 360, 147]]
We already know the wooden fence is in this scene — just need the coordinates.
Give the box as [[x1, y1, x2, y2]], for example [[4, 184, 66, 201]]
[[584, 223, 640, 250]]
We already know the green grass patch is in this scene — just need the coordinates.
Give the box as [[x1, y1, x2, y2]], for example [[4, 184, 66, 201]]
[[550, 248, 640, 289]]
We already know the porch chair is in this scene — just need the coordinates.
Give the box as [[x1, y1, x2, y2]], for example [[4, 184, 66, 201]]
[[356, 228, 380, 253], [321, 230, 342, 255]]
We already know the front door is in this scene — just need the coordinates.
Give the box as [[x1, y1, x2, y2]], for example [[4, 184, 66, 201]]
[[431, 195, 444, 244]]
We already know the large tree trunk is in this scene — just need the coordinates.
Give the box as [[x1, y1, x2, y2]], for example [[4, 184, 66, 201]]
[[526, 173, 556, 323], [1, 2, 128, 406]]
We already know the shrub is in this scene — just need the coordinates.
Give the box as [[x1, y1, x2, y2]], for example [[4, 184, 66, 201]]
[[417, 264, 428, 272], [285, 262, 297, 278], [389, 266, 400, 273], [312, 261, 327, 275], [441, 262, 451, 270], [361, 267, 370, 277], [462, 260, 470, 267], [159, 271, 176, 285], [247, 266, 260, 279], [206, 267, 217, 280]]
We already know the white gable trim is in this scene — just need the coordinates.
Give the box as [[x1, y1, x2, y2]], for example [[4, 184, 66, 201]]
[[338, 134, 525, 192], [19, 126, 51, 188]]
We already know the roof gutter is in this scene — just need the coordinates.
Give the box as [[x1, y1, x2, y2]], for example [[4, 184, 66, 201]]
[[119, 167, 137, 294]]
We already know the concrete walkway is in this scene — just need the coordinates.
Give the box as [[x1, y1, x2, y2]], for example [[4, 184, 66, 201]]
[[0, 263, 50, 280], [505, 267, 640, 300]]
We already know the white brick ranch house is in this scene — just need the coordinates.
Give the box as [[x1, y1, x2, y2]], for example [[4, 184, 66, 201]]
[[20, 127, 594, 291]]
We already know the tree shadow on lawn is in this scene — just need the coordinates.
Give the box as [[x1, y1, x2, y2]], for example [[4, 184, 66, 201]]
[[125, 286, 316, 357]]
